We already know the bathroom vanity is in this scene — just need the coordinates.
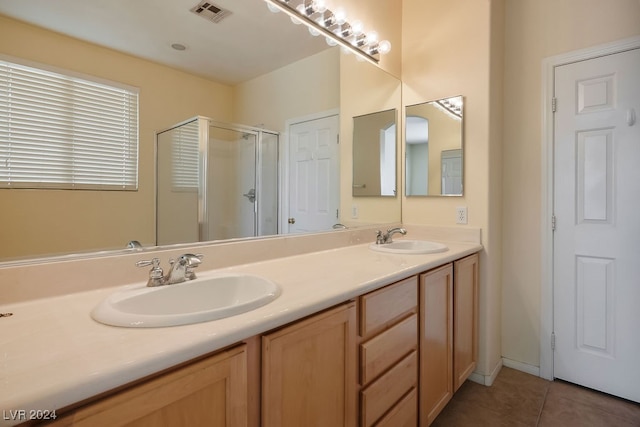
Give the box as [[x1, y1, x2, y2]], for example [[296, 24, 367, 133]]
[[0, 227, 480, 426]]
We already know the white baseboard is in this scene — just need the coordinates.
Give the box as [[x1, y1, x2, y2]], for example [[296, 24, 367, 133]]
[[502, 357, 541, 377], [467, 358, 542, 387], [468, 358, 503, 386]]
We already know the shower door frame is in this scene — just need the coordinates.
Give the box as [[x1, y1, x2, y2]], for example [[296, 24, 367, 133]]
[[197, 117, 279, 242]]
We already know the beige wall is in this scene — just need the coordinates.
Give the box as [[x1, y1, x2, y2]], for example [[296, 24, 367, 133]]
[[340, 53, 402, 224], [402, 0, 505, 379], [502, 0, 640, 367], [339, 0, 402, 79], [0, 16, 233, 259], [233, 48, 340, 132]]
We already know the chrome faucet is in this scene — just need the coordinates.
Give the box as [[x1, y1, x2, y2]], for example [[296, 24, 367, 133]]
[[375, 227, 407, 245], [166, 254, 202, 284], [126, 240, 142, 249], [136, 253, 203, 287]]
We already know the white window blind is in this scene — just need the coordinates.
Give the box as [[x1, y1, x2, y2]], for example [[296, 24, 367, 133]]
[[171, 120, 199, 191], [0, 58, 139, 190]]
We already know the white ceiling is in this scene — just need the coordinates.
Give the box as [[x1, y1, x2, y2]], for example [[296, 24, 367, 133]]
[[0, 0, 331, 84]]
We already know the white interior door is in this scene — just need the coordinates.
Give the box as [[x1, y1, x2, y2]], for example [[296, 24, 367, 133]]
[[287, 115, 339, 233], [553, 48, 640, 402]]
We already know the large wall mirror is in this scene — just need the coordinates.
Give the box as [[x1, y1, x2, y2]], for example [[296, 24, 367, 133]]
[[0, 0, 402, 262], [405, 96, 464, 197], [352, 109, 397, 197]]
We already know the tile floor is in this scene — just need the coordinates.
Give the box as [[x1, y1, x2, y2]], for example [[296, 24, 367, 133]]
[[432, 367, 640, 426]]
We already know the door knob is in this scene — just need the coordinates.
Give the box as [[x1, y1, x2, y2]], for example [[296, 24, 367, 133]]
[[627, 108, 636, 126], [288, 218, 296, 224], [243, 188, 256, 203]]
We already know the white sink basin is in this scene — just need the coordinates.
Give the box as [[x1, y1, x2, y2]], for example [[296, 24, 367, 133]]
[[369, 239, 449, 255], [91, 273, 280, 328]]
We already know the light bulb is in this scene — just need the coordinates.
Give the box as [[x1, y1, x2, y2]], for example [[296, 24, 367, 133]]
[[378, 40, 391, 54], [366, 31, 378, 45], [309, 26, 320, 36], [334, 8, 347, 25], [326, 37, 337, 46], [266, 2, 280, 13], [314, 0, 327, 13], [351, 20, 363, 35]]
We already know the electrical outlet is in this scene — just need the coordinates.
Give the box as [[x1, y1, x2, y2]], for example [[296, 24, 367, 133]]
[[351, 204, 359, 219], [456, 207, 468, 224]]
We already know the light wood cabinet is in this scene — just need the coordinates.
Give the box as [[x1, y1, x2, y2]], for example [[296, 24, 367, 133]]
[[419, 264, 454, 426], [44, 252, 479, 427], [374, 387, 418, 427], [453, 253, 479, 392], [358, 276, 418, 427], [261, 302, 357, 427], [49, 345, 248, 427]]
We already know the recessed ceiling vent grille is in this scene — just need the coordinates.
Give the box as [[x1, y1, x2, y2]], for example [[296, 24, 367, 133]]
[[190, 1, 231, 23]]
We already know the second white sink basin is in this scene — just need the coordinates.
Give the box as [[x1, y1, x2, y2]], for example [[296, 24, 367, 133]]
[[369, 239, 449, 255], [91, 273, 280, 328]]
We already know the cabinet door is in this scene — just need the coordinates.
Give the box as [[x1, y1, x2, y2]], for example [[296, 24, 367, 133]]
[[51, 345, 248, 427], [454, 253, 479, 391], [262, 302, 357, 427], [419, 264, 453, 427]]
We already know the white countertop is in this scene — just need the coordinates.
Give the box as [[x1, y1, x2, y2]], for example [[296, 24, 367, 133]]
[[0, 239, 480, 425]]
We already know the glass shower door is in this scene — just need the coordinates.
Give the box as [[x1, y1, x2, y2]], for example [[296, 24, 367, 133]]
[[207, 125, 257, 241], [156, 119, 200, 246], [157, 117, 279, 246], [258, 131, 278, 236]]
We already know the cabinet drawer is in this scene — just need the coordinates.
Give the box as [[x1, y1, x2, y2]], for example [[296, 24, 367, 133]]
[[375, 387, 418, 427], [359, 276, 417, 337], [360, 350, 417, 427], [360, 313, 417, 384]]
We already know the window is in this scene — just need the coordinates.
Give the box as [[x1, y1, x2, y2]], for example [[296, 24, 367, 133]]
[[0, 57, 139, 190], [171, 120, 199, 191]]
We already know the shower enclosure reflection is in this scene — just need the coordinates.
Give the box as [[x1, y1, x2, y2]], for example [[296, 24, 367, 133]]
[[156, 117, 278, 245]]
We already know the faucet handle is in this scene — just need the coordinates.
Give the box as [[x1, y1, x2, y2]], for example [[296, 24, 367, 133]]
[[169, 253, 203, 266], [182, 254, 203, 280], [375, 230, 384, 245], [136, 258, 164, 286], [136, 257, 160, 270], [174, 253, 203, 266]]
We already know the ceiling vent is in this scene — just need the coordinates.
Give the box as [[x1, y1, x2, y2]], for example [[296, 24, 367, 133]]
[[190, 1, 231, 23]]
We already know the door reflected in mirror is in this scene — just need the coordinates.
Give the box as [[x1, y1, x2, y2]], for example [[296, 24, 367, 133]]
[[405, 96, 463, 197], [352, 109, 397, 197]]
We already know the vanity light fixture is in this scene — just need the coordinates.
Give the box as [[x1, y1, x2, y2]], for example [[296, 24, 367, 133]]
[[435, 97, 463, 119], [264, 0, 391, 64]]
